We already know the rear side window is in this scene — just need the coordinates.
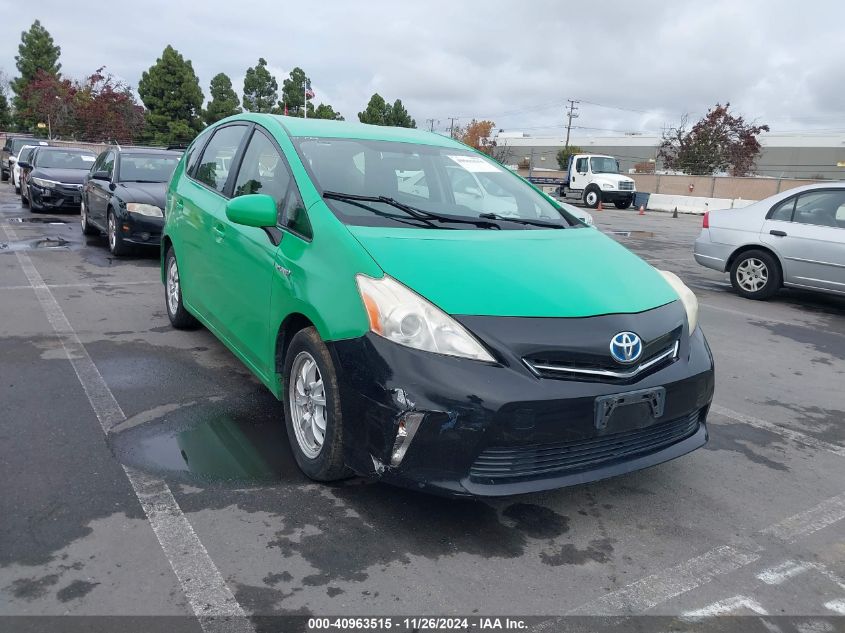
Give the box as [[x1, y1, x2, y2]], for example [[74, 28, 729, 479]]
[[195, 125, 247, 193], [185, 128, 212, 176], [769, 196, 795, 222]]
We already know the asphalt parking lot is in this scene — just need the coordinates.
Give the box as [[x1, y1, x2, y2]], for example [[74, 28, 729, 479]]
[[1, 186, 843, 629]]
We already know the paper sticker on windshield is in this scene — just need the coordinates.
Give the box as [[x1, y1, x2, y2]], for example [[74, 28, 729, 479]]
[[447, 155, 499, 173], [81, 156, 95, 162]]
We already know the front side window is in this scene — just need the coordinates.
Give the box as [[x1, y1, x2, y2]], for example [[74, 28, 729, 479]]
[[294, 138, 577, 230], [233, 130, 292, 205], [282, 192, 312, 239], [102, 152, 116, 177], [793, 190, 845, 228], [35, 151, 97, 169], [195, 125, 248, 193], [185, 128, 213, 176], [18, 147, 35, 163], [590, 157, 620, 174], [575, 157, 588, 173]]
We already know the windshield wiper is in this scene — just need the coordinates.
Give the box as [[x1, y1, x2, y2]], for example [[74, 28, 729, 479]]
[[323, 191, 499, 228], [478, 212, 564, 229]]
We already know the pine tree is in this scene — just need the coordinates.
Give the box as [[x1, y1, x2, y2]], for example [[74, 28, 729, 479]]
[[138, 45, 204, 145], [11, 20, 62, 130], [358, 94, 415, 128], [280, 67, 311, 117], [313, 103, 344, 121], [242, 58, 277, 113], [204, 73, 241, 125]]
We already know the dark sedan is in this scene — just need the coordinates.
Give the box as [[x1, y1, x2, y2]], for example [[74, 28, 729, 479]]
[[81, 148, 181, 255], [19, 147, 97, 212]]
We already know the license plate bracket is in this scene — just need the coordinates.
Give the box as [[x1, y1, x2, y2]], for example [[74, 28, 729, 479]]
[[595, 386, 666, 431]]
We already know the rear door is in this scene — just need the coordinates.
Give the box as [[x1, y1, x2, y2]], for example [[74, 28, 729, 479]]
[[177, 123, 250, 322], [761, 189, 845, 293]]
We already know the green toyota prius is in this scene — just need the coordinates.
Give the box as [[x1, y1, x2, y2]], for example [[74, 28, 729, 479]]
[[161, 114, 714, 496]]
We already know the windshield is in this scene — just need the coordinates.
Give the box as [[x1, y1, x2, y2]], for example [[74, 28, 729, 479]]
[[35, 150, 96, 169], [10, 138, 35, 154], [118, 154, 180, 182], [293, 138, 578, 230], [590, 157, 620, 174]]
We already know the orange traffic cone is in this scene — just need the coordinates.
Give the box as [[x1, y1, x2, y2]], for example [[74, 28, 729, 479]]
[[638, 204, 646, 216], [597, 200, 603, 211]]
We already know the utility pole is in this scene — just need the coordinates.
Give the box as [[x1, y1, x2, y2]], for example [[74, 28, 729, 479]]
[[425, 118, 439, 133], [447, 116, 459, 139], [564, 99, 579, 148]]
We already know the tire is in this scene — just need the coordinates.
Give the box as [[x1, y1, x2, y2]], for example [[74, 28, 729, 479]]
[[107, 209, 130, 256], [283, 327, 349, 482], [20, 190, 29, 207], [164, 248, 200, 329], [730, 249, 781, 300], [1, 170, 8, 182], [614, 199, 633, 209], [80, 199, 99, 236], [583, 186, 601, 209]]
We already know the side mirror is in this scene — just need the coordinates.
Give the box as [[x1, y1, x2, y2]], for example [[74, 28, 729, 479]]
[[17, 161, 32, 170], [225, 194, 277, 228], [92, 170, 110, 180]]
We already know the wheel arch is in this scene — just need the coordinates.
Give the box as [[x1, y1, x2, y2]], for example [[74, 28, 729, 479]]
[[274, 312, 318, 378], [160, 235, 174, 284], [727, 244, 784, 282]]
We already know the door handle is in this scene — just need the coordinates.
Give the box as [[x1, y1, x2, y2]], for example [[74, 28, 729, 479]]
[[275, 263, 291, 277], [212, 223, 226, 238], [769, 230, 787, 237], [173, 198, 184, 210]]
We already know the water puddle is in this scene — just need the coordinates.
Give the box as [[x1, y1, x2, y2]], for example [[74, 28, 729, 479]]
[[8, 217, 71, 224], [0, 237, 71, 252], [109, 398, 302, 483], [607, 230, 655, 238]]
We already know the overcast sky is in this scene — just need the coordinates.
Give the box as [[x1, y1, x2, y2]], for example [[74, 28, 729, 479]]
[[1, 0, 843, 140]]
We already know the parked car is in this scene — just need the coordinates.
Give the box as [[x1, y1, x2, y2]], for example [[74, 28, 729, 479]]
[[1, 135, 43, 183], [162, 114, 713, 497], [81, 147, 182, 255], [694, 183, 845, 300], [11, 143, 49, 194], [19, 147, 97, 212]]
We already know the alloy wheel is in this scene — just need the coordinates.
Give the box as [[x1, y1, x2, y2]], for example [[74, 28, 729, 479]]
[[166, 258, 180, 317], [289, 351, 327, 459], [108, 214, 116, 251], [736, 257, 768, 292], [586, 191, 598, 206]]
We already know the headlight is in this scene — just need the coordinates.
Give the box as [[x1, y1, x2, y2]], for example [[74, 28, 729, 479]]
[[31, 177, 59, 189], [659, 270, 699, 332], [601, 182, 615, 190], [356, 274, 495, 362], [126, 203, 164, 217]]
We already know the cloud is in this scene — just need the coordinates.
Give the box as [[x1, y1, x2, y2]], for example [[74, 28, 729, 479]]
[[1, 0, 842, 136]]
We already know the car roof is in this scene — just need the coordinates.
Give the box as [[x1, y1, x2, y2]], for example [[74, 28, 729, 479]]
[[116, 147, 182, 156], [233, 113, 467, 149], [36, 146, 97, 154]]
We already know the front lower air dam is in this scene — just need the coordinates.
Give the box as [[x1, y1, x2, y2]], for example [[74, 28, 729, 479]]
[[390, 412, 425, 466]]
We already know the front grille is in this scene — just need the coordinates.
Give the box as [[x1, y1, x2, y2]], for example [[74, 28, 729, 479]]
[[470, 409, 701, 482], [524, 328, 681, 382], [619, 181, 634, 191]]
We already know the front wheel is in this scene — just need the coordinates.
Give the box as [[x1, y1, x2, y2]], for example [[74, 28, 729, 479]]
[[107, 210, 130, 256], [164, 248, 200, 329], [614, 199, 633, 209], [583, 187, 600, 209], [283, 327, 349, 482], [730, 250, 781, 300]]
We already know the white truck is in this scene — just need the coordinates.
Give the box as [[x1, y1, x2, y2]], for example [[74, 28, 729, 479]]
[[558, 154, 636, 209]]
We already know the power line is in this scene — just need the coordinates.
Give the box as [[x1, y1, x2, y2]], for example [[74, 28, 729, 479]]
[[425, 118, 439, 133]]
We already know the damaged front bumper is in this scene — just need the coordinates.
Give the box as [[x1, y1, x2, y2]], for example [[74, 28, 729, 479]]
[[329, 317, 714, 497]]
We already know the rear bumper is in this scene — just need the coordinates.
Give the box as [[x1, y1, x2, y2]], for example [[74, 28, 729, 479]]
[[329, 324, 714, 497], [693, 230, 732, 272]]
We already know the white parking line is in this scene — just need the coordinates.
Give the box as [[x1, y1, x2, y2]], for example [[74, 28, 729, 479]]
[[683, 595, 769, 617], [568, 493, 845, 615], [757, 560, 813, 585], [711, 404, 845, 458], [1, 223, 252, 633]]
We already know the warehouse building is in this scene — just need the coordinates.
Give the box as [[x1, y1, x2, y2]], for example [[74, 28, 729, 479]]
[[495, 133, 845, 180]]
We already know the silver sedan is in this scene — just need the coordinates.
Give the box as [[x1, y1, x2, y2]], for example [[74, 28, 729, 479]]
[[694, 183, 845, 300]]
